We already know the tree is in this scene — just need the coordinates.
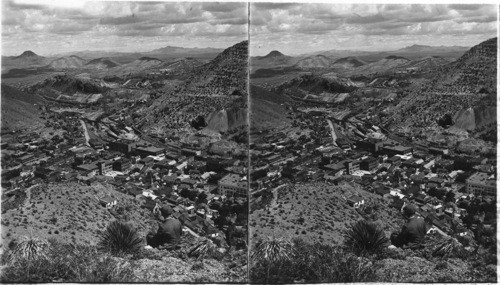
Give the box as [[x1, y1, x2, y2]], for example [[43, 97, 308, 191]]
[[197, 192, 208, 204], [444, 191, 455, 203]]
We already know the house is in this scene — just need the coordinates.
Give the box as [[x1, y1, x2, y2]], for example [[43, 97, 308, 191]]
[[113, 158, 131, 172], [360, 157, 379, 172], [108, 140, 135, 154], [346, 196, 365, 208], [218, 174, 247, 198], [135, 146, 165, 157], [76, 163, 99, 175], [99, 195, 117, 209], [465, 172, 496, 196]]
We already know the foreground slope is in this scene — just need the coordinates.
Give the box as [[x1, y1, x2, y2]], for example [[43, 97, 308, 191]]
[[1, 84, 45, 132]]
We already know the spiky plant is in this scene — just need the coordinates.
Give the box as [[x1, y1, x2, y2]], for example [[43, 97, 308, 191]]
[[432, 237, 467, 259], [252, 237, 292, 263], [188, 238, 220, 259], [343, 220, 389, 256], [252, 237, 293, 283], [98, 221, 142, 256], [9, 236, 49, 261]]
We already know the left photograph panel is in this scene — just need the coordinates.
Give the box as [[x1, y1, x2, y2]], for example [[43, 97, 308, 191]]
[[1, 0, 249, 283]]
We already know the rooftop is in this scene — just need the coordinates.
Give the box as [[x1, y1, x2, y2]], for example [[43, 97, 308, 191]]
[[467, 172, 496, 188], [219, 173, 247, 188]]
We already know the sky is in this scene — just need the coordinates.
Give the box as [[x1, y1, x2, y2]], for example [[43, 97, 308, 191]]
[[250, 3, 498, 56], [1, 0, 248, 56]]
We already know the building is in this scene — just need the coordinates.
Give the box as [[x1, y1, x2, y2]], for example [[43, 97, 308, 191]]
[[382, 144, 412, 156], [218, 174, 247, 198], [360, 157, 379, 172], [356, 138, 383, 153], [466, 172, 496, 196], [97, 160, 113, 175], [135, 146, 164, 157], [76, 163, 98, 175], [347, 196, 365, 208], [99, 195, 117, 209], [112, 158, 131, 172], [336, 137, 351, 149], [108, 140, 135, 154], [344, 160, 361, 175]]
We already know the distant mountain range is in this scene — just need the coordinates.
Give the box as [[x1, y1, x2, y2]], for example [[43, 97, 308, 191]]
[[300, 44, 470, 61], [395, 44, 469, 53], [45, 46, 223, 60]]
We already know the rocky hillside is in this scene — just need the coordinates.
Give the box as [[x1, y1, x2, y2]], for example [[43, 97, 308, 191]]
[[275, 73, 358, 96], [397, 56, 449, 71], [107, 57, 164, 76], [384, 38, 497, 135], [85, 57, 120, 69], [30, 74, 110, 94], [48, 55, 86, 69], [205, 107, 247, 133], [1, 84, 45, 132], [348, 55, 410, 76], [1, 182, 155, 246], [294, 55, 334, 69], [432, 37, 497, 94], [163, 58, 205, 74], [453, 106, 496, 131], [187, 41, 248, 95], [251, 50, 295, 70], [331, 56, 367, 70]]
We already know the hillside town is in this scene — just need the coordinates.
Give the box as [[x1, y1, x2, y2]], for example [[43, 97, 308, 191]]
[[250, 106, 496, 245], [1, 103, 249, 249]]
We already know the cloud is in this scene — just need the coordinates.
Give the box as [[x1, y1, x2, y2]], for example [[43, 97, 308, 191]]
[[99, 15, 143, 26], [250, 3, 497, 56], [345, 14, 388, 24], [448, 4, 484, 11], [252, 3, 301, 10], [201, 2, 245, 13]]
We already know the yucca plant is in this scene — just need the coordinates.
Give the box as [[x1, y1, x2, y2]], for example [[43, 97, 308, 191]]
[[432, 237, 467, 259], [344, 220, 389, 256], [9, 236, 49, 261], [252, 237, 292, 283], [188, 238, 220, 259], [252, 237, 292, 263], [98, 221, 143, 256]]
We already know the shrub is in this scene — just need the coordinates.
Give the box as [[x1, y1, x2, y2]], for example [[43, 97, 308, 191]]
[[343, 220, 389, 256], [432, 237, 467, 259], [98, 221, 143, 256], [1, 239, 134, 282], [250, 239, 375, 283], [188, 238, 221, 260], [8, 236, 49, 261]]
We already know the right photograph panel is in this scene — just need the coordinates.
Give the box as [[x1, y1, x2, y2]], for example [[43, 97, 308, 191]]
[[248, 3, 497, 283]]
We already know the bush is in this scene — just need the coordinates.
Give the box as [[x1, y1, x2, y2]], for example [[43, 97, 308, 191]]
[[188, 238, 221, 260], [343, 220, 389, 256], [1, 239, 134, 282], [7, 236, 49, 262], [250, 239, 375, 283], [98, 221, 143, 256], [432, 237, 467, 259]]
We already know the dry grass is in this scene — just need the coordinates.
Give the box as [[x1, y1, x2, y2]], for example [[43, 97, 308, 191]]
[[1, 182, 154, 246], [250, 182, 402, 247]]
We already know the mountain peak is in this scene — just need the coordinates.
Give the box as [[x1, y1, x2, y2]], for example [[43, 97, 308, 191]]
[[263, 50, 285, 58], [17, 50, 38, 58]]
